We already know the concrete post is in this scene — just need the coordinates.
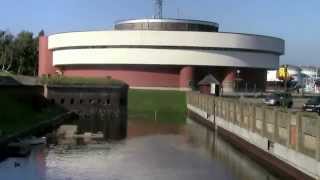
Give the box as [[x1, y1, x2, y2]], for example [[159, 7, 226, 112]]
[[229, 102, 232, 122], [226, 102, 230, 121], [213, 98, 216, 127], [251, 105, 256, 132], [244, 105, 248, 130], [262, 108, 267, 137], [242, 104, 247, 129], [233, 102, 237, 124], [211, 97, 215, 116], [223, 100, 225, 119], [273, 110, 279, 142], [287, 114, 291, 148], [225, 102, 229, 121], [208, 96, 210, 116], [296, 114, 303, 153], [217, 99, 220, 117], [240, 102, 244, 128], [202, 96, 205, 110], [316, 119, 320, 161]]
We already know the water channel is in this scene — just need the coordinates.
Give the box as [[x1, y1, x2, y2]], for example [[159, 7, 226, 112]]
[[0, 118, 279, 180]]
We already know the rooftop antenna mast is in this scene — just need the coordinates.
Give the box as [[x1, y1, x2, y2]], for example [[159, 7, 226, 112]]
[[154, 0, 163, 19]]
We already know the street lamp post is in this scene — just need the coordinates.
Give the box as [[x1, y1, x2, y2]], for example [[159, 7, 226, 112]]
[[236, 69, 241, 92]]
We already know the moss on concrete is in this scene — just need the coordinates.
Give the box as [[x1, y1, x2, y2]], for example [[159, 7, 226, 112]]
[[128, 89, 186, 123]]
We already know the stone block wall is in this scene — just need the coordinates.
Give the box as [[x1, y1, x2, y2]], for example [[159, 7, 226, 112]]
[[44, 85, 128, 140]]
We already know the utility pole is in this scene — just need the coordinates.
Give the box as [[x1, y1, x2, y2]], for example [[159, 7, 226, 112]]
[[154, 0, 163, 19], [284, 65, 288, 92]]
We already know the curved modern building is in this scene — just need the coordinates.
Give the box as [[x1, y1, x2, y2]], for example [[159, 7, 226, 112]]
[[39, 18, 285, 92]]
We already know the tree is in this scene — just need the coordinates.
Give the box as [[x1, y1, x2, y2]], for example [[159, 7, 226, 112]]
[[0, 30, 40, 75], [0, 31, 15, 72], [14, 31, 37, 75]]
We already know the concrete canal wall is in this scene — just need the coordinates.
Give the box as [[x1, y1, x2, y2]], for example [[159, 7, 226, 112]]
[[187, 92, 320, 180]]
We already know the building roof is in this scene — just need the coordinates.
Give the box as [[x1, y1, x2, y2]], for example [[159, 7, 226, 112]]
[[115, 18, 219, 28], [198, 74, 220, 85]]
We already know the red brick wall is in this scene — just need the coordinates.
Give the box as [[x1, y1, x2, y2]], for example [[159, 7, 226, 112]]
[[179, 66, 194, 88], [38, 36, 56, 76], [61, 65, 186, 88]]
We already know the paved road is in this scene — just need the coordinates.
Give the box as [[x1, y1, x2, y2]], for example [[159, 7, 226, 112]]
[[241, 97, 309, 112]]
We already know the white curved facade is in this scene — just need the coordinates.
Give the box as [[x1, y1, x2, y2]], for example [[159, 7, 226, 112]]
[[48, 31, 284, 69], [39, 19, 285, 91], [52, 48, 278, 69]]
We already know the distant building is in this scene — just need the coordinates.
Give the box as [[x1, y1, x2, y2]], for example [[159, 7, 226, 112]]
[[300, 66, 320, 93], [267, 65, 320, 93], [39, 18, 285, 92]]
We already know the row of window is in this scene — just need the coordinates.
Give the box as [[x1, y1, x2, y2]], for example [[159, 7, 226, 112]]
[[51, 98, 111, 106]]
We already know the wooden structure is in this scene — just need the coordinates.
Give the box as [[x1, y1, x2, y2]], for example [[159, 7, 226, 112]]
[[198, 74, 220, 95]]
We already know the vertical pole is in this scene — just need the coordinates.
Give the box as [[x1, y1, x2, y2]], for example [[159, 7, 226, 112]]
[[154, 0, 163, 19], [284, 65, 288, 92]]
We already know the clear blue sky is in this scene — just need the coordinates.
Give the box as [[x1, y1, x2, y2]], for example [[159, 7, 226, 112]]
[[1, 0, 319, 66]]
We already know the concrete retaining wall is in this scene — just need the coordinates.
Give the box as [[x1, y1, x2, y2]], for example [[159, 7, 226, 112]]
[[187, 92, 320, 180]]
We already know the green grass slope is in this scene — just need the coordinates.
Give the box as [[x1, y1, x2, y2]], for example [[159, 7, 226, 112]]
[[128, 89, 186, 123]]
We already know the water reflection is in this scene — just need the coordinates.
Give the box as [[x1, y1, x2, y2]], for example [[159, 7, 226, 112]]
[[0, 118, 279, 180], [185, 119, 279, 180], [0, 145, 46, 180]]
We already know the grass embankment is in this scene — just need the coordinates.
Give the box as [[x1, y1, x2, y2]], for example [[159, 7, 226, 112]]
[[128, 90, 186, 123], [40, 75, 125, 86], [0, 91, 64, 136], [0, 71, 12, 76]]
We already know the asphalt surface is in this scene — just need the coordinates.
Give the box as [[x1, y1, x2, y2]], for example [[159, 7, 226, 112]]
[[241, 97, 309, 112]]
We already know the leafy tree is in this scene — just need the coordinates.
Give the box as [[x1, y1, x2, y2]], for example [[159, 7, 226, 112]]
[[0, 31, 15, 72], [0, 30, 41, 76]]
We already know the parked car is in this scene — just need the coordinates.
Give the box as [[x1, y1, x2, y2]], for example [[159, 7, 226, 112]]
[[263, 92, 293, 108], [303, 96, 320, 113]]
